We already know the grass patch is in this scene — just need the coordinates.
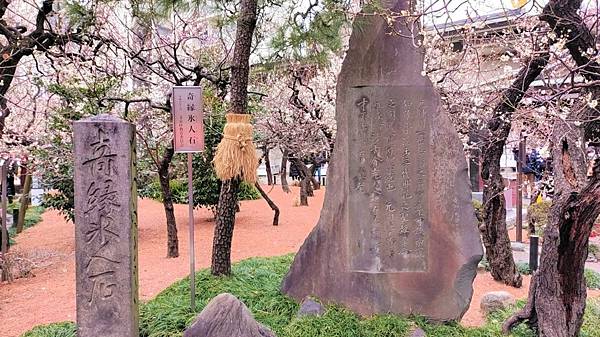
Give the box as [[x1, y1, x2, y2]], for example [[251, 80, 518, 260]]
[[582, 299, 600, 337], [516, 262, 531, 276], [20, 255, 600, 337], [7, 205, 45, 244], [140, 255, 297, 337], [585, 269, 600, 290], [21, 322, 76, 337], [479, 260, 532, 276]]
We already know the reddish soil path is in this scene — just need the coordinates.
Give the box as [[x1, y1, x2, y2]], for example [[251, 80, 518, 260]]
[[1, 185, 597, 336], [0, 186, 323, 337]]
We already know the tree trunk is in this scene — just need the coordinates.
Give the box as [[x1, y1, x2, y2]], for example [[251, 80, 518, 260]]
[[18, 164, 26, 194], [255, 183, 279, 226], [291, 158, 315, 203], [280, 148, 291, 193], [212, 179, 240, 275], [158, 145, 178, 258], [263, 145, 273, 185], [16, 173, 32, 234], [300, 178, 309, 206], [306, 175, 314, 197], [291, 158, 319, 194], [480, 52, 550, 288], [309, 160, 321, 190], [504, 127, 600, 337], [211, 0, 258, 276], [504, 1, 600, 334]]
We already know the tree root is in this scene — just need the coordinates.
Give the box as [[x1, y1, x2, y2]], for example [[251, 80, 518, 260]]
[[503, 274, 539, 334]]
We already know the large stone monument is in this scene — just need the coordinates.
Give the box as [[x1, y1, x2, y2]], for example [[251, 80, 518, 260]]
[[281, 0, 483, 321], [74, 115, 139, 337]]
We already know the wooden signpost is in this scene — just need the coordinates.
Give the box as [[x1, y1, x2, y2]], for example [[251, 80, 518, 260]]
[[172, 86, 204, 311]]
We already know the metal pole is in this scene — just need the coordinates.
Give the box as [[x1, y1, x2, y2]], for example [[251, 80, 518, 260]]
[[188, 153, 195, 311], [516, 134, 525, 243], [529, 235, 539, 271]]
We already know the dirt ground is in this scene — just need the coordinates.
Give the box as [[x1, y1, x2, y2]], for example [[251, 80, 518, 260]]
[[0, 186, 597, 337]]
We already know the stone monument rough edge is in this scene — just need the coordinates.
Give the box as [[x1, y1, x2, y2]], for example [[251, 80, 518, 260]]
[[281, 0, 482, 322]]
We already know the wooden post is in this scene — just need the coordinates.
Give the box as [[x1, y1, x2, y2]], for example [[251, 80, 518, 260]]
[[529, 235, 539, 271]]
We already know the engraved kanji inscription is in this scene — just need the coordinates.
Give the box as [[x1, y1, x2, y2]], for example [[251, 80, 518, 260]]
[[348, 86, 430, 273]]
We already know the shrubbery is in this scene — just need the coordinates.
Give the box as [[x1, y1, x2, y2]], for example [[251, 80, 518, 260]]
[[139, 176, 260, 206], [585, 268, 600, 290], [590, 244, 600, 260], [527, 200, 552, 236], [7, 204, 45, 244], [37, 78, 118, 222], [138, 178, 190, 204], [472, 200, 483, 225]]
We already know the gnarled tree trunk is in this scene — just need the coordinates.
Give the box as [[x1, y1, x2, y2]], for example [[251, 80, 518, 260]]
[[504, 1, 600, 335], [290, 158, 316, 205], [481, 52, 549, 288], [504, 121, 600, 337], [211, 0, 258, 276], [291, 158, 318, 199], [158, 145, 178, 258]]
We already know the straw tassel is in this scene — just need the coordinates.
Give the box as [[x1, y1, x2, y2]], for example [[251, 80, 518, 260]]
[[213, 113, 258, 183]]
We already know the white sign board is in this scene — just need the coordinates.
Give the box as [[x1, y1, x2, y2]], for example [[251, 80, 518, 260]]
[[423, 0, 536, 28], [423, 0, 597, 29], [173, 86, 204, 153]]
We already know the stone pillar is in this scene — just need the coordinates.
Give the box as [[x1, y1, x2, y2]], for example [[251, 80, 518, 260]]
[[74, 114, 139, 337]]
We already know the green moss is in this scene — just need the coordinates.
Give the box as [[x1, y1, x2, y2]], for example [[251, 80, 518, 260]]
[[19, 256, 600, 337]]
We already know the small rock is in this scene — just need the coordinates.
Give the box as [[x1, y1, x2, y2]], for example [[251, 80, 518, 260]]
[[409, 327, 427, 337], [297, 298, 325, 317], [480, 291, 516, 314], [587, 255, 598, 263], [511, 242, 526, 252], [184, 293, 275, 337]]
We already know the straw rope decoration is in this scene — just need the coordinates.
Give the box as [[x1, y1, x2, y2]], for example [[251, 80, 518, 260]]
[[213, 113, 258, 183]]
